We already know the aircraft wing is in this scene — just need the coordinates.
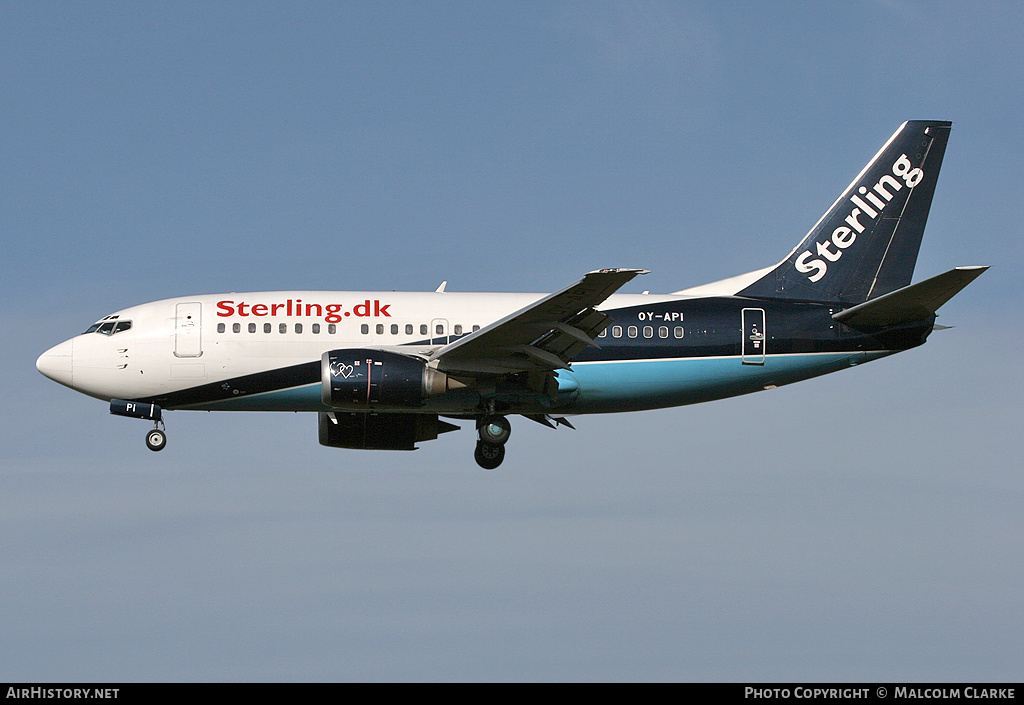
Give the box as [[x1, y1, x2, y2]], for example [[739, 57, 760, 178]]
[[431, 268, 648, 375]]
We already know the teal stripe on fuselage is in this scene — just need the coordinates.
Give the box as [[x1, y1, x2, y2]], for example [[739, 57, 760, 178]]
[[564, 351, 892, 413], [177, 351, 893, 414]]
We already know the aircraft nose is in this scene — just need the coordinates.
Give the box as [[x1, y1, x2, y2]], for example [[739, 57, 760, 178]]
[[36, 339, 74, 388]]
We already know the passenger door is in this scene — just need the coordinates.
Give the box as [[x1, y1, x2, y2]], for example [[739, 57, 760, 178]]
[[174, 302, 203, 358]]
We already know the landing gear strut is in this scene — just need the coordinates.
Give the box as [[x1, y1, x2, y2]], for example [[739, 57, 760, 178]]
[[474, 414, 511, 469], [109, 399, 167, 453]]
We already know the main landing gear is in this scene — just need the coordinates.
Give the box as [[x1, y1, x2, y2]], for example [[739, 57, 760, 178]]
[[474, 414, 511, 469]]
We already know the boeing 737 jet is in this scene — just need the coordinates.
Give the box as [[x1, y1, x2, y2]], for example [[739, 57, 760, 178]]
[[37, 121, 985, 468]]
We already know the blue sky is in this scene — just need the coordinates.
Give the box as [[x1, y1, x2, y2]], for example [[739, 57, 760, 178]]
[[2, 1, 1021, 681]]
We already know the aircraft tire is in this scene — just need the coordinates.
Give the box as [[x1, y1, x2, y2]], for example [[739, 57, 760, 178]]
[[474, 440, 504, 470], [477, 415, 511, 445], [146, 429, 167, 452]]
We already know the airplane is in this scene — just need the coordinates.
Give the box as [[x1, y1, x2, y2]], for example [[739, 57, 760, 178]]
[[36, 120, 986, 469]]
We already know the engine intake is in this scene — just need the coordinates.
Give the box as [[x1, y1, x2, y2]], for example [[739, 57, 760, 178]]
[[321, 349, 464, 411]]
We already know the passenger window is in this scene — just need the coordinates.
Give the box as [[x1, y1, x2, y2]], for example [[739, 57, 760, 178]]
[[249, 323, 257, 333], [264, 323, 272, 333], [643, 326, 653, 338], [391, 324, 398, 335], [279, 323, 287, 334], [454, 324, 463, 335], [612, 326, 622, 338], [376, 324, 384, 335], [628, 326, 638, 338], [420, 324, 428, 335], [233, 323, 241, 333], [598, 329, 607, 338], [361, 324, 369, 335], [405, 324, 413, 335], [328, 324, 336, 334], [659, 326, 668, 338], [435, 324, 444, 335], [674, 326, 684, 338], [295, 323, 303, 334], [217, 323, 225, 333], [472, 325, 480, 332]]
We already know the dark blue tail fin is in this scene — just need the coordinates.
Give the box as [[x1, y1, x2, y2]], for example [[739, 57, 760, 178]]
[[738, 121, 951, 304]]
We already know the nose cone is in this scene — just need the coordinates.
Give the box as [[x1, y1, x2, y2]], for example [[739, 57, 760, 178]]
[[36, 339, 74, 388]]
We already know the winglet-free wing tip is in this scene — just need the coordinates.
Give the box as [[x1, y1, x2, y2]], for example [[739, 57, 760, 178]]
[[588, 268, 650, 276]]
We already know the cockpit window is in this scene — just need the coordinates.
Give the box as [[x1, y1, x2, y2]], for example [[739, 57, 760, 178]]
[[84, 319, 132, 335]]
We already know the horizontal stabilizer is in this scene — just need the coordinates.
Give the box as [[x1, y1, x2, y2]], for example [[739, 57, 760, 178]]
[[833, 266, 988, 327]]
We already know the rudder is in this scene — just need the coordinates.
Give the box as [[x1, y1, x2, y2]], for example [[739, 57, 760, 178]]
[[738, 121, 952, 304]]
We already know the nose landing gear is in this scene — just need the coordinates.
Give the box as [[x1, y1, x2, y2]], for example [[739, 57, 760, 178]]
[[145, 422, 167, 452], [109, 399, 167, 453], [474, 414, 511, 469]]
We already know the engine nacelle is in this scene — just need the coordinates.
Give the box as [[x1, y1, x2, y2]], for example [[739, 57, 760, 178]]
[[321, 349, 465, 411], [318, 411, 459, 450]]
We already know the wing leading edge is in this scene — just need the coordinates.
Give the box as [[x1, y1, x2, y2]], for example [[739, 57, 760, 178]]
[[431, 268, 649, 375]]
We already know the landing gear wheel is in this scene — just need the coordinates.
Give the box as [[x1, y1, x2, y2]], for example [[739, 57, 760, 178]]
[[145, 428, 166, 452], [474, 441, 505, 470], [477, 415, 511, 445]]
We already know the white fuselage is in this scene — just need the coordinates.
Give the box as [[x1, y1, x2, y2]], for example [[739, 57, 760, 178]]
[[40, 290, 679, 407], [37, 287, 893, 419]]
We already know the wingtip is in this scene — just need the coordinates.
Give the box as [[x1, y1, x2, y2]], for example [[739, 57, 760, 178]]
[[588, 267, 650, 276]]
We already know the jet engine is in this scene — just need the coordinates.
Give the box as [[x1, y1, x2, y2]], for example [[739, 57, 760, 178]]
[[321, 349, 468, 411], [318, 411, 459, 450]]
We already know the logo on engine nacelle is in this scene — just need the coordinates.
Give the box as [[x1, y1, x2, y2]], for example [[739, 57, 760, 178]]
[[330, 361, 355, 379]]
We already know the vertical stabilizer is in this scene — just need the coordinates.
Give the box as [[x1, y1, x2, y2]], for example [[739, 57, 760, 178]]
[[738, 121, 951, 303]]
